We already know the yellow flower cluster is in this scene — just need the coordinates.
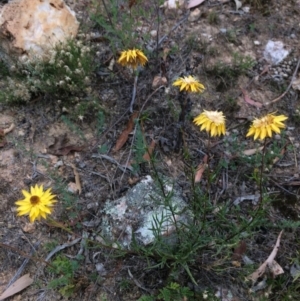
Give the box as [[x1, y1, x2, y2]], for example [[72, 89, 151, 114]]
[[117, 49, 148, 69], [192, 110, 288, 139], [171, 75, 288, 138]]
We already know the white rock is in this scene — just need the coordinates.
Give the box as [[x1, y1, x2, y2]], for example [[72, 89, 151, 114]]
[[0, 0, 79, 61], [161, 0, 184, 9], [150, 30, 157, 37], [188, 8, 201, 22], [263, 40, 289, 65], [254, 40, 260, 45]]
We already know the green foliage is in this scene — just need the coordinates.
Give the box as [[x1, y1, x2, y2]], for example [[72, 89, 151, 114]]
[[0, 39, 95, 103], [139, 282, 201, 301], [132, 120, 148, 172], [208, 10, 219, 24], [44, 241, 59, 252], [206, 52, 255, 90], [61, 115, 86, 141], [91, 0, 161, 52], [157, 282, 194, 301], [47, 255, 80, 297]]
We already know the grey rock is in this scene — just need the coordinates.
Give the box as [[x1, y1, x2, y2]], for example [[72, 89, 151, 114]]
[[100, 175, 189, 248]]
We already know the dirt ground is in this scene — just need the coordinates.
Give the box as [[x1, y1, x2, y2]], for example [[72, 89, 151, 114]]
[[1, 0, 300, 300]]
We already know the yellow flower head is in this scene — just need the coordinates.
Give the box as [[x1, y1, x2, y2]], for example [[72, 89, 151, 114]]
[[173, 75, 205, 93], [117, 49, 148, 69], [194, 110, 226, 137], [15, 185, 57, 223], [246, 113, 288, 140]]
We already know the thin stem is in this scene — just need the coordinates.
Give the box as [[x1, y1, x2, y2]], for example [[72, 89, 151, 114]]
[[259, 138, 267, 203], [224, 139, 268, 242], [101, 0, 114, 31], [198, 136, 211, 236], [206, 136, 211, 194]]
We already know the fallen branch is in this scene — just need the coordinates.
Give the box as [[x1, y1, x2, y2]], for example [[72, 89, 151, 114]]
[[247, 231, 284, 283], [45, 237, 81, 262]]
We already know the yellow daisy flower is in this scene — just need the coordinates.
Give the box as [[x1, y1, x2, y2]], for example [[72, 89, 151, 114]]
[[194, 110, 226, 137], [173, 75, 205, 93], [117, 49, 148, 69], [246, 113, 288, 140], [15, 185, 57, 223]]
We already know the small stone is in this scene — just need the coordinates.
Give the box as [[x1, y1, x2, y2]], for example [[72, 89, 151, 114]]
[[290, 33, 296, 39], [242, 6, 250, 13], [283, 73, 288, 78], [220, 28, 227, 33], [87, 202, 99, 210], [150, 30, 157, 37], [22, 223, 36, 233], [286, 68, 291, 73], [188, 8, 201, 22], [254, 40, 260, 45]]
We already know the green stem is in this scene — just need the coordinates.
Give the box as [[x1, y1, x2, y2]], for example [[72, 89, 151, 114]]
[[259, 138, 267, 203]]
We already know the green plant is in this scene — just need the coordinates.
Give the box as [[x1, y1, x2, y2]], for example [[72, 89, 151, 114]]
[[47, 255, 80, 297], [61, 115, 86, 141], [91, 0, 160, 53], [208, 10, 219, 24], [0, 38, 95, 103], [206, 52, 255, 90]]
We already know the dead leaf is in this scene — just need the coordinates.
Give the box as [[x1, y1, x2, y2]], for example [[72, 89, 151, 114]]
[[152, 75, 168, 89], [113, 112, 139, 152], [0, 129, 6, 147], [70, 163, 82, 194], [22, 222, 36, 233], [128, 177, 140, 185], [241, 89, 263, 108], [128, 0, 138, 9], [47, 134, 84, 156], [0, 274, 33, 300], [0, 123, 15, 147], [269, 260, 284, 276], [233, 240, 247, 261], [195, 155, 208, 183], [143, 140, 156, 162], [162, 48, 170, 61], [247, 231, 283, 283], [3, 123, 15, 135], [188, 0, 206, 9], [243, 146, 264, 156]]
